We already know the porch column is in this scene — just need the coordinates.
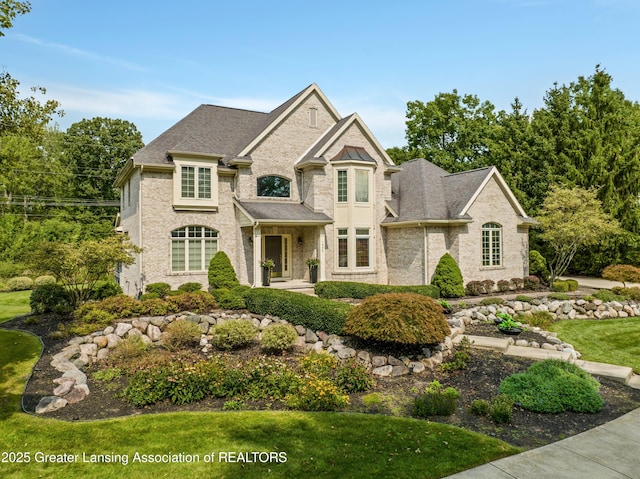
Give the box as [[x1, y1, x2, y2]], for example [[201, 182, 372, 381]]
[[319, 226, 326, 282], [253, 225, 262, 287]]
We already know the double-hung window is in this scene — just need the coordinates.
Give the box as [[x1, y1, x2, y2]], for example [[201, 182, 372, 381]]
[[355, 228, 370, 267], [337, 228, 349, 267], [171, 226, 218, 272], [337, 170, 348, 203], [181, 166, 211, 199], [482, 223, 502, 266]]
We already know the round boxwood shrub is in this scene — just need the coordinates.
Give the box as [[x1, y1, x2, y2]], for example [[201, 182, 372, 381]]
[[208, 251, 239, 290], [34, 275, 57, 287], [261, 323, 298, 352], [30, 283, 73, 315], [344, 293, 450, 345], [430, 253, 465, 298], [145, 282, 171, 298], [212, 319, 258, 350], [6, 276, 34, 291], [164, 319, 202, 348], [178, 282, 203, 293], [89, 280, 123, 300]]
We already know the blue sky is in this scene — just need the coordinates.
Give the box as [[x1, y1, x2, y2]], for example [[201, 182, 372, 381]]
[[2, 0, 639, 147]]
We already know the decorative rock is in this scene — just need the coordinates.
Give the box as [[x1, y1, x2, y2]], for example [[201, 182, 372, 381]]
[[391, 364, 409, 376], [337, 347, 356, 359], [530, 341, 540, 348], [93, 336, 109, 348], [408, 361, 425, 374], [387, 356, 403, 366], [260, 318, 272, 329], [80, 343, 98, 357], [65, 385, 89, 404], [115, 322, 133, 337], [127, 327, 143, 339], [305, 329, 319, 343], [542, 343, 557, 351], [373, 365, 393, 377], [515, 339, 529, 347], [35, 396, 68, 414], [53, 380, 75, 397], [371, 356, 387, 367], [106, 333, 121, 348], [96, 348, 110, 361], [103, 326, 114, 335], [357, 350, 371, 363], [312, 341, 324, 353], [62, 368, 87, 385], [147, 324, 162, 341]]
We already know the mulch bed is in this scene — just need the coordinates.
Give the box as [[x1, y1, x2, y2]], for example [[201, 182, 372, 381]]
[[4, 313, 640, 450]]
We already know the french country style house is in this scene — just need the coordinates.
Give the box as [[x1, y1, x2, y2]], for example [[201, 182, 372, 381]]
[[114, 84, 535, 295]]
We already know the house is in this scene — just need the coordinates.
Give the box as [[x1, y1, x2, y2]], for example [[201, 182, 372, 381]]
[[114, 84, 535, 296]]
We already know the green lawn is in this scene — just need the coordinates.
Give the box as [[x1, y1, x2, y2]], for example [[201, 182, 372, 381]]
[[0, 290, 31, 323], [0, 329, 519, 479], [550, 317, 640, 373]]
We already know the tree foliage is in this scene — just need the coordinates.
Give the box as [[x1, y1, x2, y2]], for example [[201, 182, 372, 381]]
[[29, 235, 140, 308], [0, 0, 30, 36], [536, 186, 621, 284], [601, 264, 640, 287]]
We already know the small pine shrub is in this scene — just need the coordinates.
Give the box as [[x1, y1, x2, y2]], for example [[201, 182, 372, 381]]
[[548, 292, 570, 300], [465, 281, 483, 296], [510, 278, 525, 290], [412, 381, 460, 417], [529, 250, 549, 282], [431, 253, 465, 298], [139, 292, 159, 301], [612, 286, 640, 301], [109, 335, 149, 362], [515, 295, 533, 303], [178, 282, 202, 293], [469, 399, 490, 416], [69, 308, 116, 336], [552, 280, 570, 292], [602, 264, 640, 287], [164, 320, 202, 349], [34, 275, 56, 287], [497, 279, 510, 292], [141, 297, 177, 316], [84, 294, 146, 319], [441, 337, 472, 372], [489, 395, 514, 424], [261, 323, 298, 353], [208, 251, 239, 290], [145, 282, 172, 298], [594, 289, 628, 302], [344, 293, 449, 345], [167, 292, 217, 314], [499, 359, 604, 413], [30, 283, 73, 315], [212, 319, 258, 350], [6, 276, 34, 291], [520, 311, 554, 329], [334, 358, 374, 393]]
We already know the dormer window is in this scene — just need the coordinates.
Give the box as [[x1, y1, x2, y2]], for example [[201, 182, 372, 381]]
[[172, 156, 218, 210], [257, 175, 291, 198]]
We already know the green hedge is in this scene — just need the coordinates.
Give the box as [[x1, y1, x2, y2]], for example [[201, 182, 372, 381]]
[[552, 279, 579, 292], [314, 281, 439, 300], [245, 288, 351, 335]]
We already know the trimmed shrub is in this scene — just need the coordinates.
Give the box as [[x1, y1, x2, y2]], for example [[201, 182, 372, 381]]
[[141, 297, 177, 316], [70, 307, 116, 335], [145, 282, 171, 298], [523, 275, 541, 290], [261, 323, 298, 353], [469, 399, 490, 416], [566, 279, 579, 292], [30, 283, 73, 315], [167, 292, 217, 314], [334, 358, 374, 393], [164, 319, 202, 349], [612, 286, 640, 301], [314, 281, 439, 300], [499, 359, 604, 413], [211, 319, 258, 350], [481, 279, 495, 294], [430, 253, 465, 298], [465, 281, 483, 296], [178, 282, 203, 293], [344, 293, 449, 345], [529, 250, 549, 282], [208, 251, 239, 290], [413, 381, 460, 417], [480, 297, 504, 306], [548, 292, 570, 300], [139, 292, 159, 301], [519, 311, 554, 329], [515, 294, 533, 303], [82, 294, 145, 319], [497, 279, 510, 292], [552, 280, 569, 292], [602, 264, 640, 287], [510, 278, 524, 290], [245, 288, 350, 335], [34, 275, 56, 287], [109, 335, 149, 362], [489, 395, 514, 424], [210, 285, 250, 310], [6, 276, 34, 291], [89, 280, 123, 301]]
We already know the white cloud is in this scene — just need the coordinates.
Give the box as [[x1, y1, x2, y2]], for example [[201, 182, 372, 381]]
[[13, 34, 147, 72]]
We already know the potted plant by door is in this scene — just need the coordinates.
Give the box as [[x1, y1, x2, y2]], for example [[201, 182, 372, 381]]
[[261, 259, 275, 287], [306, 258, 320, 283]]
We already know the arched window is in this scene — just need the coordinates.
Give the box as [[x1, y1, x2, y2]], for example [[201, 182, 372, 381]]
[[257, 175, 291, 198], [482, 223, 502, 267], [171, 226, 218, 272]]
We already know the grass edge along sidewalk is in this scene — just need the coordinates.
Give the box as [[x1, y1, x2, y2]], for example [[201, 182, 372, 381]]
[[0, 329, 518, 479]]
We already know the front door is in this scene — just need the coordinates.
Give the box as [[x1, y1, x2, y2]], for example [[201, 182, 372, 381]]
[[263, 235, 291, 279]]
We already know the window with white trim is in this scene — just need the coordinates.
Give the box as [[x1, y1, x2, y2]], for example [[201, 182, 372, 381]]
[[482, 223, 502, 266], [171, 226, 218, 272], [172, 158, 218, 210], [181, 166, 211, 199], [337, 228, 348, 268], [355, 228, 370, 267], [355, 169, 369, 203], [337, 170, 348, 203]]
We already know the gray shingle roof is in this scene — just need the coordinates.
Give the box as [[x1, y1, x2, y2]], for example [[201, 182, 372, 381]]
[[235, 200, 332, 224], [132, 84, 315, 167], [384, 158, 494, 224]]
